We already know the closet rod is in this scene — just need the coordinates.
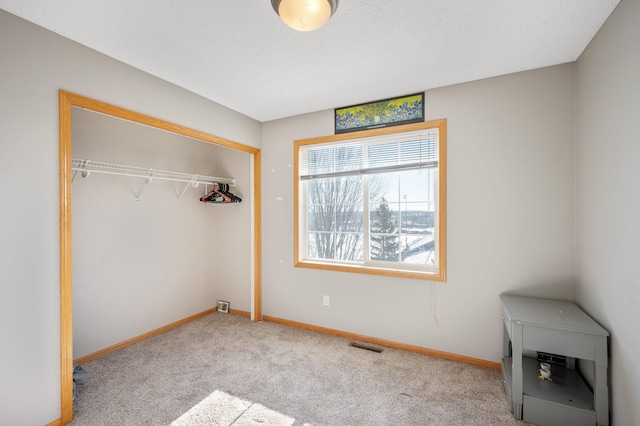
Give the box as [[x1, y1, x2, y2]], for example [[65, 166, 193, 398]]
[[71, 158, 236, 186]]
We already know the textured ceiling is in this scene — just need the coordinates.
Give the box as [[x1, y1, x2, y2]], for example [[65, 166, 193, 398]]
[[0, 0, 619, 122]]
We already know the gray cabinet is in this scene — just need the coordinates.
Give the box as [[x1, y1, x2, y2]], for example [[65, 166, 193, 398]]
[[501, 295, 609, 426]]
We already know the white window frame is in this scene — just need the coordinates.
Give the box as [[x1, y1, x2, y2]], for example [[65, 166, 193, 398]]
[[294, 120, 447, 281]]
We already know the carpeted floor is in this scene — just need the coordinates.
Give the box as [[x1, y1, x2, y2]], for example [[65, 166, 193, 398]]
[[70, 313, 531, 425]]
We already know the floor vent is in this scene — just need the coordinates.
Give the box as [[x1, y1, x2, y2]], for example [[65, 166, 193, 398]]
[[349, 342, 383, 353]]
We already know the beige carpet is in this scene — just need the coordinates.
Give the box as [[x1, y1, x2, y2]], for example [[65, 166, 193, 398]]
[[70, 313, 531, 425], [171, 390, 296, 426]]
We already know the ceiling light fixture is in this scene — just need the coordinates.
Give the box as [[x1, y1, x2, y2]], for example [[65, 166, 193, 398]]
[[271, 0, 339, 32]]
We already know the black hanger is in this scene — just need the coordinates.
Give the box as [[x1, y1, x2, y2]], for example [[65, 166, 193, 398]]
[[200, 183, 242, 203]]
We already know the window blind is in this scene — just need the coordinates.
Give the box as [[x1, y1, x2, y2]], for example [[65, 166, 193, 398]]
[[299, 128, 439, 181]]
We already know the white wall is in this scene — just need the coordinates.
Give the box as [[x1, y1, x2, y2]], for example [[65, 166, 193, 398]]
[[576, 0, 640, 424], [210, 147, 254, 312], [261, 63, 576, 363], [72, 109, 253, 359], [0, 10, 260, 425]]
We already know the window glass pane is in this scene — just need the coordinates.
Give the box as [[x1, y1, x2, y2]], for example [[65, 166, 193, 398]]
[[400, 234, 435, 265], [369, 201, 400, 234], [335, 206, 362, 232], [336, 233, 363, 261], [306, 175, 364, 262], [369, 200, 400, 262], [308, 176, 363, 204], [308, 232, 334, 259], [307, 232, 363, 262], [307, 203, 334, 233], [370, 234, 400, 262], [308, 176, 363, 232], [398, 168, 436, 202], [369, 173, 397, 204], [333, 176, 364, 204], [400, 203, 434, 234], [399, 199, 435, 265]]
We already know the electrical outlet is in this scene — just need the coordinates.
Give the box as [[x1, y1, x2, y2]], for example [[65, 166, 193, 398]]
[[323, 295, 330, 306]]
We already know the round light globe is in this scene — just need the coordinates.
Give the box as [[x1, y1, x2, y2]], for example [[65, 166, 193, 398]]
[[276, 0, 334, 32]]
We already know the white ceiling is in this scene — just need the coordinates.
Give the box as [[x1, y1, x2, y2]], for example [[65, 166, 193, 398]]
[[0, 0, 619, 122]]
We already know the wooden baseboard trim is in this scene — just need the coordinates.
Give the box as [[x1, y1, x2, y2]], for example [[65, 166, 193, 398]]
[[262, 315, 500, 371], [46, 418, 62, 426], [229, 308, 251, 317], [74, 308, 217, 365]]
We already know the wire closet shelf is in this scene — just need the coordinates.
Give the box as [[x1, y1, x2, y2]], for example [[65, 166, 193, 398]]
[[72, 158, 235, 186], [71, 158, 236, 200]]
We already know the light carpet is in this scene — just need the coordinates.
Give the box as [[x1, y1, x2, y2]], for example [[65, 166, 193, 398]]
[[70, 313, 531, 425], [171, 390, 296, 426]]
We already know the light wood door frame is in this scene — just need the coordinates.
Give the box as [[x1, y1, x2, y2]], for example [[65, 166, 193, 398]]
[[59, 90, 262, 424]]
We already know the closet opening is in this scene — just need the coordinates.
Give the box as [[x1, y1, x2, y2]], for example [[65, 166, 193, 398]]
[[59, 91, 261, 424]]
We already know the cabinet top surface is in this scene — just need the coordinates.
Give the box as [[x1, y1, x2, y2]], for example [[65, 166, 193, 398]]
[[500, 295, 608, 336]]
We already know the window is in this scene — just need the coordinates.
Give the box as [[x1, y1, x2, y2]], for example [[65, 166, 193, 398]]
[[294, 120, 446, 281]]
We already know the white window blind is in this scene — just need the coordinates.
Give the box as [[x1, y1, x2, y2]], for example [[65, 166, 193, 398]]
[[299, 128, 439, 181]]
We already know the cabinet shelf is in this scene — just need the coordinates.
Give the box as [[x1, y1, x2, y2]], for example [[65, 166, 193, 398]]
[[503, 356, 594, 411]]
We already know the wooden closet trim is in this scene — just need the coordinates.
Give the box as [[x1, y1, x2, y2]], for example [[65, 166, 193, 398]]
[[59, 90, 262, 424]]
